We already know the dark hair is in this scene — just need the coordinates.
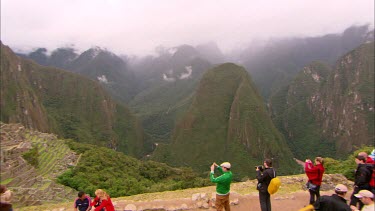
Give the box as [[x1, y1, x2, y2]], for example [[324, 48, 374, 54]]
[[356, 155, 366, 163], [78, 191, 85, 198], [335, 190, 347, 195], [264, 158, 272, 167], [0, 185, 5, 194]]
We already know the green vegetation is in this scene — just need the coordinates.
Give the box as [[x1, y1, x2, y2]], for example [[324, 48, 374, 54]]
[[57, 140, 210, 197], [152, 63, 298, 180], [270, 43, 374, 159], [22, 145, 39, 167], [324, 146, 374, 180], [129, 58, 211, 142], [0, 43, 145, 158]]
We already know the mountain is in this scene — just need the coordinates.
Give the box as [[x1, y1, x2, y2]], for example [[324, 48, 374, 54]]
[[270, 42, 374, 159], [239, 25, 374, 99], [0, 42, 145, 157], [18, 46, 137, 103], [129, 45, 213, 141], [151, 63, 298, 179], [48, 47, 78, 69]]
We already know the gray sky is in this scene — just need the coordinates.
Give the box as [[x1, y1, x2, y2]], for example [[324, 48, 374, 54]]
[[1, 0, 374, 55]]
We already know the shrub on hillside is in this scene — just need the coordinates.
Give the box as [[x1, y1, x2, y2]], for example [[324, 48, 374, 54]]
[[324, 146, 373, 181], [22, 145, 39, 167], [57, 140, 210, 197]]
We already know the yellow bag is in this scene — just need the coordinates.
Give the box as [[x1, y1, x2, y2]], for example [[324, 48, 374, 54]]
[[267, 169, 281, 194]]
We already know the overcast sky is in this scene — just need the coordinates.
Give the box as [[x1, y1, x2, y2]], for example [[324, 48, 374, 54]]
[[1, 0, 374, 55]]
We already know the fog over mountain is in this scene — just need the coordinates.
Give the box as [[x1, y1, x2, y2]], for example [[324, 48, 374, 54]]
[[1, 0, 373, 56]]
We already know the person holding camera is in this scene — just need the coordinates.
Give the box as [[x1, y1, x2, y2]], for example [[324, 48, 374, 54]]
[[305, 157, 325, 205], [210, 162, 233, 211], [256, 158, 275, 211]]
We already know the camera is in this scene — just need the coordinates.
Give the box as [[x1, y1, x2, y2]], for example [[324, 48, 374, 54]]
[[255, 165, 264, 171]]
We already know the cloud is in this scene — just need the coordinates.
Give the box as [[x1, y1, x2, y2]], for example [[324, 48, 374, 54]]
[[97, 75, 109, 84], [163, 73, 176, 82], [180, 66, 192, 80], [1, 0, 374, 55]]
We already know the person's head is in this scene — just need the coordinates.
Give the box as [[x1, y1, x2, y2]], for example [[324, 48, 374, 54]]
[[358, 152, 369, 158], [95, 189, 108, 200], [264, 159, 272, 168], [315, 157, 323, 165], [355, 155, 366, 164], [78, 191, 86, 199], [0, 185, 6, 194], [334, 184, 348, 197], [355, 190, 374, 205], [220, 162, 231, 171]]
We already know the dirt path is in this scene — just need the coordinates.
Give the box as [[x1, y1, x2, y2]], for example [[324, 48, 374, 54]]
[[113, 190, 337, 211]]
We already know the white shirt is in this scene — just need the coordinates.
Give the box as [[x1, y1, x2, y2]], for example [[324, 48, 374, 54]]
[[361, 203, 374, 211]]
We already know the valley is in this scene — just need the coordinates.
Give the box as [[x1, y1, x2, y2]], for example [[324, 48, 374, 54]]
[[0, 24, 374, 209]]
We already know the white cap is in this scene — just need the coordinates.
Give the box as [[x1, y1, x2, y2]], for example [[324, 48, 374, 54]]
[[355, 190, 374, 198], [334, 184, 348, 192], [220, 162, 231, 169]]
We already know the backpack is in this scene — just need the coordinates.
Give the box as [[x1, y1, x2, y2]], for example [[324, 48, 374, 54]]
[[268, 169, 281, 194]]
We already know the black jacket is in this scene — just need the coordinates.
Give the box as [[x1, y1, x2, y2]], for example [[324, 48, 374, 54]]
[[354, 163, 371, 188], [314, 194, 351, 211], [256, 167, 275, 193]]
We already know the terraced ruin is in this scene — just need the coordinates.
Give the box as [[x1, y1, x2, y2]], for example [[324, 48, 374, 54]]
[[0, 123, 79, 207]]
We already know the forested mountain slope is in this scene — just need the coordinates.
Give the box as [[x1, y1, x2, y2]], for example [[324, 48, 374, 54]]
[[1, 42, 145, 157], [152, 63, 298, 179]]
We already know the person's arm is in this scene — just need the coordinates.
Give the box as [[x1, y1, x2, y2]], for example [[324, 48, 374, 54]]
[[86, 196, 92, 211], [217, 166, 224, 174], [90, 197, 98, 206], [73, 197, 79, 211], [210, 172, 230, 183], [256, 169, 271, 183], [94, 199, 109, 211]]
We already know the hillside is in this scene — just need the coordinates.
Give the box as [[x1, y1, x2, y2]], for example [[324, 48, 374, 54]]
[[0, 123, 210, 209], [0, 42, 145, 157], [270, 42, 374, 158], [240, 25, 373, 99], [0, 123, 77, 207], [129, 55, 212, 142], [151, 63, 298, 179]]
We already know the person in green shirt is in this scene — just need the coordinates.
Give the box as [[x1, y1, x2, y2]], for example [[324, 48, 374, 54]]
[[210, 162, 233, 211]]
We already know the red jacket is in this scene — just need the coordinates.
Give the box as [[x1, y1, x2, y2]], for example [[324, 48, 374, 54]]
[[366, 157, 375, 187], [91, 196, 115, 211], [366, 157, 375, 164], [305, 162, 325, 186]]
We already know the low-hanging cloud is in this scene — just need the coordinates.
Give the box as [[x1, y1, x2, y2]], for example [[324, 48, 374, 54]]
[[1, 0, 374, 55]]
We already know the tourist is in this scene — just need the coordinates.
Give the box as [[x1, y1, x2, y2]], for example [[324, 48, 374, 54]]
[[210, 162, 233, 211], [0, 185, 12, 211], [350, 155, 372, 210], [256, 158, 275, 211], [352, 190, 374, 211], [74, 191, 91, 211], [91, 189, 115, 211], [305, 157, 325, 205], [299, 184, 351, 211]]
